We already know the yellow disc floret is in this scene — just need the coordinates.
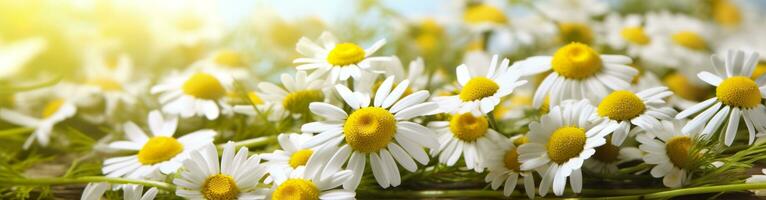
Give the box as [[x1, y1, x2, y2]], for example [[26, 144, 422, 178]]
[[449, 113, 489, 142], [137, 136, 183, 165], [283, 90, 325, 114], [202, 174, 240, 200], [459, 77, 499, 101], [558, 23, 594, 44], [712, 0, 742, 27], [547, 127, 587, 164], [716, 76, 761, 108], [343, 107, 396, 153], [87, 77, 123, 91], [504, 148, 521, 172], [463, 4, 507, 25], [672, 31, 707, 51], [552, 43, 603, 79], [664, 72, 713, 101], [666, 136, 693, 168], [214, 50, 246, 67], [598, 90, 646, 121], [326, 43, 365, 66], [41, 99, 65, 118], [620, 27, 650, 45], [272, 179, 319, 200], [289, 149, 313, 168], [182, 73, 226, 100]]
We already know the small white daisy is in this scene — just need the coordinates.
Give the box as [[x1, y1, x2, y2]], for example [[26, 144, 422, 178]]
[[103, 110, 216, 179], [268, 166, 356, 200], [262, 133, 325, 174], [191, 49, 252, 80], [434, 55, 526, 115], [300, 77, 440, 189], [483, 136, 536, 198], [77, 52, 144, 121], [228, 90, 288, 122], [0, 97, 76, 149], [675, 50, 766, 146], [596, 87, 677, 145], [293, 31, 389, 83], [517, 42, 638, 108], [81, 183, 158, 200], [644, 11, 713, 68], [599, 13, 667, 66], [240, 71, 326, 119], [518, 99, 618, 196], [428, 112, 506, 172], [637, 120, 696, 188], [151, 70, 234, 120], [174, 141, 270, 200]]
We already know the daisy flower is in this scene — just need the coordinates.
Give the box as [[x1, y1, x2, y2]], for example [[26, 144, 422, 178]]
[[268, 166, 356, 200], [174, 142, 270, 200], [600, 14, 666, 66], [300, 77, 440, 189], [637, 120, 697, 188], [461, 3, 508, 31], [663, 71, 715, 109], [229, 90, 288, 122], [192, 49, 252, 80], [77, 52, 143, 120], [483, 136, 536, 198], [434, 55, 526, 115], [249, 71, 326, 118], [534, 0, 607, 22], [428, 112, 506, 172], [262, 133, 325, 174], [517, 99, 618, 196], [675, 50, 766, 146], [596, 87, 677, 145], [81, 183, 158, 200], [518, 42, 638, 108], [151, 70, 234, 120], [356, 56, 427, 95], [644, 11, 713, 67], [103, 110, 216, 179], [582, 140, 643, 175], [149, 0, 222, 48], [293, 31, 389, 83], [0, 97, 76, 149]]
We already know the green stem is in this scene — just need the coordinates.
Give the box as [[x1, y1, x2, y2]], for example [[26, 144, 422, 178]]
[[0, 127, 34, 137], [217, 135, 277, 150], [644, 182, 766, 199], [0, 176, 175, 191], [487, 111, 499, 131]]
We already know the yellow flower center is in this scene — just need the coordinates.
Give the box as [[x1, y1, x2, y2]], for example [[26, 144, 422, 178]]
[[248, 91, 264, 105], [288, 149, 313, 169], [202, 174, 240, 200], [751, 63, 766, 80], [463, 4, 507, 25], [598, 90, 646, 121], [671, 31, 707, 51], [593, 141, 620, 163], [513, 135, 528, 146], [716, 76, 761, 108], [712, 0, 741, 27], [665, 136, 693, 168], [620, 26, 650, 45], [547, 127, 587, 164], [214, 50, 246, 68], [343, 107, 396, 153], [449, 113, 489, 142], [459, 77, 499, 101], [182, 73, 226, 100], [272, 179, 319, 200], [87, 77, 123, 91], [558, 23, 594, 44], [552, 43, 603, 79], [137, 136, 183, 165], [41, 99, 65, 118], [326, 43, 365, 66], [663, 72, 713, 101], [503, 148, 521, 172], [282, 90, 324, 114]]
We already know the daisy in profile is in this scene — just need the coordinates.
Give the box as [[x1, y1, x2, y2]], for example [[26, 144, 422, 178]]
[[428, 112, 506, 172], [596, 87, 677, 145], [0, 96, 76, 149], [251, 71, 327, 118], [103, 111, 216, 179], [174, 142, 270, 200], [268, 166, 356, 200], [582, 139, 643, 175], [300, 77, 439, 189], [229, 90, 288, 121], [517, 42, 638, 108], [151, 70, 233, 120], [77, 51, 144, 121], [262, 133, 325, 174], [518, 100, 617, 196], [293, 31, 389, 83], [675, 50, 766, 146], [483, 136, 536, 198], [81, 183, 158, 200], [637, 120, 697, 188], [191, 49, 252, 80], [434, 55, 526, 115]]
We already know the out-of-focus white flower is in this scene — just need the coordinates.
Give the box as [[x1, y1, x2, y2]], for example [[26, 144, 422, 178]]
[[0, 37, 46, 80], [151, 70, 234, 120]]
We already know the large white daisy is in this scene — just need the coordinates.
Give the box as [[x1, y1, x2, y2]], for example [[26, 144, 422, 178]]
[[517, 99, 617, 196], [0, 97, 76, 149], [483, 136, 536, 199], [103, 111, 216, 179], [293, 31, 389, 83], [300, 77, 440, 189], [434, 54, 526, 115], [174, 142, 270, 199], [428, 112, 505, 172], [675, 49, 766, 146], [268, 166, 356, 200], [637, 120, 697, 188], [596, 87, 677, 145], [151, 70, 234, 120]]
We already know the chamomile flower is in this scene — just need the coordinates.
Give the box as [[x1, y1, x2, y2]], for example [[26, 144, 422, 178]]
[[268, 166, 356, 200], [675, 50, 766, 146], [517, 100, 618, 196], [644, 11, 713, 67], [81, 183, 158, 200], [103, 111, 216, 179], [582, 139, 643, 175], [637, 120, 696, 188], [358, 56, 427, 95], [518, 42, 638, 108], [0, 97, 76, 149], [149, 0, 222, 48], [248, 71, 326, 118], [434, 55, 526, 115], [77, 52, 143, 120], [300, 77, 440, 189], [293, 32, 389, 83], [663, 71, 715, 109], [428, 112, 506, 172], [262, 133, 324, 174], [192, 49, 252, 80], [534, 0, 607, 22], [596, 87, 677, 145], [462, 3, 508, 31], [483, 136, 536, 198], [600, 14, 665, 65], [151, 70, 234, 120], [229, 90, 288, 122], [174, 142, 270, 200]]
